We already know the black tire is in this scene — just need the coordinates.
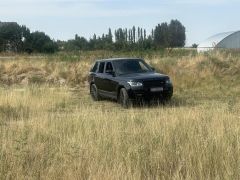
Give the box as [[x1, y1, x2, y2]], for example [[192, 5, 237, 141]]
[[162, 93, 172, 102], [90, 84, 101, 101], [118, 88, 132, 108], [163, 96, 172, 102]]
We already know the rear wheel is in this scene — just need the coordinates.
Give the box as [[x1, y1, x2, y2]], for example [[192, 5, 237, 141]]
[[90, 84, 101, 101], [118, 88, 132, 108]]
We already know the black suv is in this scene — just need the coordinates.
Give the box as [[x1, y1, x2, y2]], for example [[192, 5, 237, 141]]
[[88, 58, 173, 108]]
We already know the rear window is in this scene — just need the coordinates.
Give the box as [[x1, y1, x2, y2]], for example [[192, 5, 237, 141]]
[[98, 62, 105, 73]]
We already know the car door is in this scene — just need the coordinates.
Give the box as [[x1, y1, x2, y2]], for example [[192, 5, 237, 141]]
[[103, 61, 118, 98], [94, 61, 106, 91]]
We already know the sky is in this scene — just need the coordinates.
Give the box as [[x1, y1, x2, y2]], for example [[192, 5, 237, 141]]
[[0, 0, 240, 46]]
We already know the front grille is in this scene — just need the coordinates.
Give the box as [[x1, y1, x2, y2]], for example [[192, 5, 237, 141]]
[[143, 79, 165, 88]]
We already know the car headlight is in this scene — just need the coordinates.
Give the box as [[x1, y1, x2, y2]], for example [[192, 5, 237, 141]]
[[166, 79, 172, 84], [127, 81, 143, 87]]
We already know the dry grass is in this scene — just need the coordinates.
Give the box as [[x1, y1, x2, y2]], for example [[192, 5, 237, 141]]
[[0, 50, 240, 179]]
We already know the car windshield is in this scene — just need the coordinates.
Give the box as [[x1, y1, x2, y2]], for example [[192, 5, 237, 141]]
[[113, 59, 153, 75]]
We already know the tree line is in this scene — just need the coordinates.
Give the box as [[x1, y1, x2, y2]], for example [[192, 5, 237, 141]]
[[0, 20, 185, 53], [0, 22, 58, 53]]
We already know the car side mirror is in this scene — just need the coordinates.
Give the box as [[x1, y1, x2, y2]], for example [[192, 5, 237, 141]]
[[151, 67, 155, 71]]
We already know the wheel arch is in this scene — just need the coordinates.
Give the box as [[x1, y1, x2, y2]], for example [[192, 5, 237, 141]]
[[117, 85, 125, 99]]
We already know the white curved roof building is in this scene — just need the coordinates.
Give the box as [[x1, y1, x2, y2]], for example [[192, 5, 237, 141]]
[[197, 31, 240, 52]]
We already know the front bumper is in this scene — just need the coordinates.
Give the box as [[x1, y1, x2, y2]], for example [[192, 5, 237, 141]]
[[127, 85, 173, 101]]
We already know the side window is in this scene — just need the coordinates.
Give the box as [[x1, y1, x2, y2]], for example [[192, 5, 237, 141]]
[[90, 62, 98, 72], [105, 62, 113, 72], [98, 62, 105, 73]]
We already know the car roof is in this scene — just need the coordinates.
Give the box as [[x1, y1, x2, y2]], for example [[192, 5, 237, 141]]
[[96, 58, 143, 62]]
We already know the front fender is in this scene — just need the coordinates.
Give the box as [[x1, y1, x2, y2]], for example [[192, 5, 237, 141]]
[[115, 81, 131, 97]]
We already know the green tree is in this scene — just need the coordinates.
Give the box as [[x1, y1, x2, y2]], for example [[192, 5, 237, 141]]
[[132, 26, 136, 43], [144, 29, 146, 40], [107, 28, 113, 43], [168, 19, 186, 47], [154, 23, 169, 48], [115, 28, 125, 50], [192, 43, 198, 48], [0, 22, 23, 52], [137, 27, 140, 42], [27, 31, 58, 53], [74, 34, 88, 50], [21, 25, 32, 53]]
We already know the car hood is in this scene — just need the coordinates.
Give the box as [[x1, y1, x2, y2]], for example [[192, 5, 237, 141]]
[[117, 72, 169, 81]]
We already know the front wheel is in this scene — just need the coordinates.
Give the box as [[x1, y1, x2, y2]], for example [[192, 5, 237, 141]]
[[118, 88, 132, 108], [162, 92, 173, 102], [90, 84, 101, 101]]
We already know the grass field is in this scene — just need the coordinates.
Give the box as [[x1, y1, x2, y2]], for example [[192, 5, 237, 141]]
[[0, 50, 240, 179]]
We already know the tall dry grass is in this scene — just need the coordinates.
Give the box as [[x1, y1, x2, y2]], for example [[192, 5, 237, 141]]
[[0, 50, 240, 179]]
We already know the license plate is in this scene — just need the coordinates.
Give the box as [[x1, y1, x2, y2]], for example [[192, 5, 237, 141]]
[[150, 87, 163, 92]]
